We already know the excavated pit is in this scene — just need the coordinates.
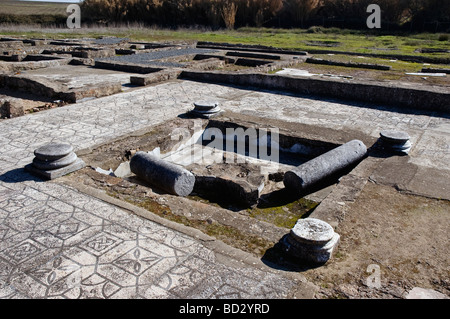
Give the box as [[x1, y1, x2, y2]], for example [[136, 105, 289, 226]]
[[76, 115, 344, 231]]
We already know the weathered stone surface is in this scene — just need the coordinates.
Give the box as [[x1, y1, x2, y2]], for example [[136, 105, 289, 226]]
[[290, 218, 335, 245], [0, 99, 25, 118], [306, 57, 391, 70], [281, 218, 340, 263], [179, 71, 450, 113], [34, 143, 73, 161], [190, 100, 223, 118], [130, 69, 182, 86], [130, 151, 195, 196], [405, 287, 449, 299], [284, 140, 367, 194], [379, 130, 412, 154], [380, 130, 411, 144], [193, 100, 219, 110], [282, 231, 340, 264], [32, 151, 77, 170], [25, 157, 85, 180]]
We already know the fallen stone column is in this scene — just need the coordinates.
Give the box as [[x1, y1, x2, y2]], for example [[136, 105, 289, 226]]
[[130, 151, 195, 197], [284, 139, 367, 194]]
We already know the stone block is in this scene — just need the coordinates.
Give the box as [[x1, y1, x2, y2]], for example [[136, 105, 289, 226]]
[[25, 158, 85, 180]]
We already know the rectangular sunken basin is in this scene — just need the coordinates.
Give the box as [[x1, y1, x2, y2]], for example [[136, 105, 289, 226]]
[[121, 118, 340, 209]]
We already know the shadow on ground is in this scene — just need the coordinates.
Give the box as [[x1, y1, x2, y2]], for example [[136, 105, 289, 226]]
[[0, 168, 45, 183]]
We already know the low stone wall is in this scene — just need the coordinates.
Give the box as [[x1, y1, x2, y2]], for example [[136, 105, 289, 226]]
[[235, 58, 273, 67], [197, 41, 308, 56], [115, 49, 136, 55], [71, 82, 122, 102], [185, 58, 225, 70], [305, 49, 450, 65], [22, 55, 65, 62], [94, 60, 163, 74], [422, 67, 450, 74], [179, 71, 450, 113], [194, 54, 236, 64], [130, 59, 225, 86], [225, 51, 281, 60], [0, 58, 71, 73], [130, 69, 183, 86], [306, 57, 391, 70], [0, 74, 122, 103], [0, 41, 24, 49], [0, 74, 62, 100], [197, 41, 450, 64], [79, 48, 115, 59]]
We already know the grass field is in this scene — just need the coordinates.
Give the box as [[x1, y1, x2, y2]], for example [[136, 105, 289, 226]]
[[0, 0, 69, 15], [0, 1, 448, 60]]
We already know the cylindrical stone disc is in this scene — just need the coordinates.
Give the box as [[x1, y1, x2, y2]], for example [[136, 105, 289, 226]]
[[34, 143, 74, 161], [380, 130, 410, 144], [390, 140, 412, 151], [290, 218, 335, 245], [192, 106, 221, 114], [32, 152, 78, 170], [193, 101, 219, 111]]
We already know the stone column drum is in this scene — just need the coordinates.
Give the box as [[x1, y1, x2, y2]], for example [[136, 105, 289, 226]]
[[284, 139, 367, 194], [25, 143, 85, 180], [378, 130, 412, 155], [130, 151, 195, 197], [189, 100, 222, 118], [282, 218, 340, 264]]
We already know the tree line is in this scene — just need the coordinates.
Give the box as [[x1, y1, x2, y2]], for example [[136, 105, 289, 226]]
[[79, 0, 450, 31]]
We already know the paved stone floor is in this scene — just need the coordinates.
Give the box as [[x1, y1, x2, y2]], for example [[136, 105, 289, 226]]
[[0, 79, 448, 299]]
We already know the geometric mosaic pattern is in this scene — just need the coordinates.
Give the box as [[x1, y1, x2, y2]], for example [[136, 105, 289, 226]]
[[0, 179, 295, 299]]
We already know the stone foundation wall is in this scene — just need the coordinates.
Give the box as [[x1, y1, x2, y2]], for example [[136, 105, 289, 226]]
[[0, 74, 122, 103], [0, 58, 71, 73], [94, 60, 163, 74], [306, 57, 391, 70], [180, 71, 450, 113], [130, 69, 183, 86]]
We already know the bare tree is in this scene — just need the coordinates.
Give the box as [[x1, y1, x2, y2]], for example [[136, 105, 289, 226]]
[[284, 0, 320, 27], [221, 0, 239, 29]]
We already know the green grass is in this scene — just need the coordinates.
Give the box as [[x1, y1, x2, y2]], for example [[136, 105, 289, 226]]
[[0, 0, 68, 15], [312, 54, 427, 72], [111, 192, 275, 257], [249, 198, 318, 229], [0, 24, 448, 60]]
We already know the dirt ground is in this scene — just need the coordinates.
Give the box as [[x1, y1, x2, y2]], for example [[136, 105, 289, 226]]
[[304, 182, 450, 299]]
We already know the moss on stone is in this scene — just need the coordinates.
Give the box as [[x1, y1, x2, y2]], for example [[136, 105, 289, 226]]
[[249, 198, 319, 228]]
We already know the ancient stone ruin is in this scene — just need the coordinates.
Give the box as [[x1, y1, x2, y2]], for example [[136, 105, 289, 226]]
[[0, 34, 448, 299], [25, 143, 85, 180]]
